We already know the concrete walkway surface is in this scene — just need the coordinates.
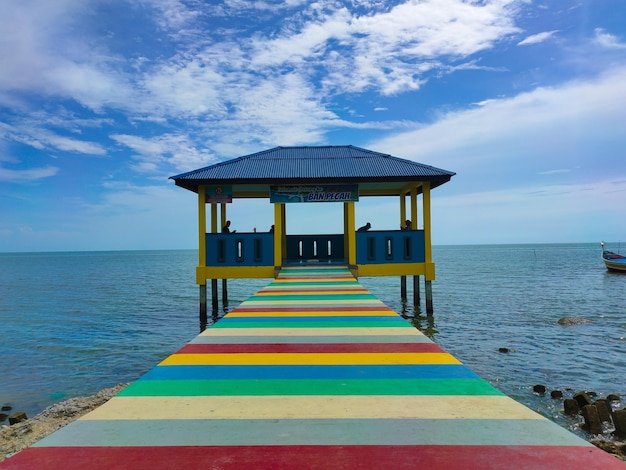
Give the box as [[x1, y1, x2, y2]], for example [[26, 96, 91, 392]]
[[2, 265, 624, 469]]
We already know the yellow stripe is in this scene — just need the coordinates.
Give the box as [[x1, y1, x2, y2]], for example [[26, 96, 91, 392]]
[[160, 352, 459, 366], [82, 395, 542, 421], [198, 327, 422, 337]]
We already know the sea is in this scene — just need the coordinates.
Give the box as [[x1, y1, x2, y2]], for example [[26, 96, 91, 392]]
[[1, 243, 625, 444]]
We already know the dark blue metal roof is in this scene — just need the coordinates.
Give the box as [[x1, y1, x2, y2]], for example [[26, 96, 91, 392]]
[[170, 145, 455, 194]]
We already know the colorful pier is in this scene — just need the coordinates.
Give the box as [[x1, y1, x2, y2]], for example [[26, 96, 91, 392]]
[[3, 265, 623, 469]]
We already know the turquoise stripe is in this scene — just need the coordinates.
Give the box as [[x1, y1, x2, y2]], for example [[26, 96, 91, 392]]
[[35, 419, 587, 447], [120, 378, 502, 396]]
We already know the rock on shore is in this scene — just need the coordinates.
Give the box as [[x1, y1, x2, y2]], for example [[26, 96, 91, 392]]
[[0, 384, 127, 462]]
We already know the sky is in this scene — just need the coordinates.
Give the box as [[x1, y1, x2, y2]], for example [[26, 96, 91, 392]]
[[1, 0, 625, 252]]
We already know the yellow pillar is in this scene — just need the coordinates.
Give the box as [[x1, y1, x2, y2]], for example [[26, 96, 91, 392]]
[[400, 194, 406, 229], [198, 186, 207, 268], [343, 203, 349, 256], [197, 186, 207, 324], [422, 181, 434, 314], [220, 203, 227, 232], [346, 201, 356, 265], [423, 181, 432, 265], [205, 201, 218, 312], [274, 203, 283, 267], [281, 204, 287, 260], [410, 186, 418, 231], [210, 203, 218, 234]]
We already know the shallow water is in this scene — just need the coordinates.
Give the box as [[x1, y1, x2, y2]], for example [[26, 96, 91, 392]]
[[1, 244, 624, 442], [362, 243, 626, 440]]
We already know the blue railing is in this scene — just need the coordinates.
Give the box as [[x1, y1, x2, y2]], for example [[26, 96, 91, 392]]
[[206, 233, 274, 266], [285, 234, 344, 261], [356, 230, 425, 264], [205, 230, 425, 266]]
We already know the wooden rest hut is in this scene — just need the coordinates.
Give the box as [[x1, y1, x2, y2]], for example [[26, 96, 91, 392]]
[[170, 145, 455, 321]]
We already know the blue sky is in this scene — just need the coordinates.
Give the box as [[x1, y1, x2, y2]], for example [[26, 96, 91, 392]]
[[1, 0, 625, 252]]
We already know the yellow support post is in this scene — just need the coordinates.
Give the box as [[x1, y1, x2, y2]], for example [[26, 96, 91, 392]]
[[210, 203, 218, 234], [410, 185, 420, 308], [220, 203, 227, 232], [346, 201, 356, 265], [197, 186, 207, 325], [410, 186, 418, 231], [281, 204, 287, 260], [422, 181, 434, 314], [343, 203, 349, 256], [400, 193, 406, 230], [423, 181, 432, 266], [198, 186, 206, 268], [274, 203, 283, 269]]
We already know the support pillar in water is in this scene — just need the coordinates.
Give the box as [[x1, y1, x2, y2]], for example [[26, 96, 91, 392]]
[[222, 279, 228, 308], [425, 280, 433, 314], [199, 284, 207, 325], [413, 275, 420, 307], [400, 275, 407, 300], [211, 279, 219, 312]]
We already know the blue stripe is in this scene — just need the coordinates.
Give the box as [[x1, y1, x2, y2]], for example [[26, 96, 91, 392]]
[[143, 364, 480, 380]]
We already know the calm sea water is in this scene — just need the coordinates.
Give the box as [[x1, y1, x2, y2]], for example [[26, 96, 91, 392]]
[[1, 244, 624, 442]]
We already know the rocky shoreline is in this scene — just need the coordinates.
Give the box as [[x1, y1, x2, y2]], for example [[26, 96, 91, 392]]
[[2, 382, 626, 463], [0, 384, 127, 462]]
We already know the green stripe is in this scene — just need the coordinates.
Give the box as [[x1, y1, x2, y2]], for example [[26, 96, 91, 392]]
[[120, 378, 504, 396], [212, 321, 412, 328]]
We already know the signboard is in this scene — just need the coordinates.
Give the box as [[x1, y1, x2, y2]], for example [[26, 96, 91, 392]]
[[270, 184, 359, 203], [205, 185, 232, 203]]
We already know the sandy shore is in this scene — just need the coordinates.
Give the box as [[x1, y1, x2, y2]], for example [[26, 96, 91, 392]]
[[0, 384, 127, 462]]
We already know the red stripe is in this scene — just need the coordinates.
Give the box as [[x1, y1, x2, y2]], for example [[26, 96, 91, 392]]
[[6, 445, 622, 470], [176, 343, 443, 354]]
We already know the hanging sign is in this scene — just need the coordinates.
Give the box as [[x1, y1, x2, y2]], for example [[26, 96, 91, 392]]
[[205, 185, 233, 203], [270, 184, 359, 203]]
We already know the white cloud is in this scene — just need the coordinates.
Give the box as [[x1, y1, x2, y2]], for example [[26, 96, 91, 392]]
[[1, 121, 106, 156], [0, 1, 80, 91], [140, 58, 229, 118], [0, 165, 58, 182], [321, 0, 521, 95], [593, 28, 626, 49], [517, 30, 559, 46], [111, 133, 217, 172], [361, 66, 626, 244], [367, 66, 626, 183], [40, 132, 107, 155], [144, 0, 202, 31], [537, 169, 571, 175]]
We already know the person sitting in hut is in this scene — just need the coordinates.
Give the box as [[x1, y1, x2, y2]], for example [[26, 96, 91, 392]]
[[401, 219, 412, 230], [357, 222, 371, 232], [222, 220, 236, 233]]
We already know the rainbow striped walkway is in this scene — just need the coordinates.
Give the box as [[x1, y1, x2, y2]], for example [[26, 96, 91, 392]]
[[3, 266, 623, 469]]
